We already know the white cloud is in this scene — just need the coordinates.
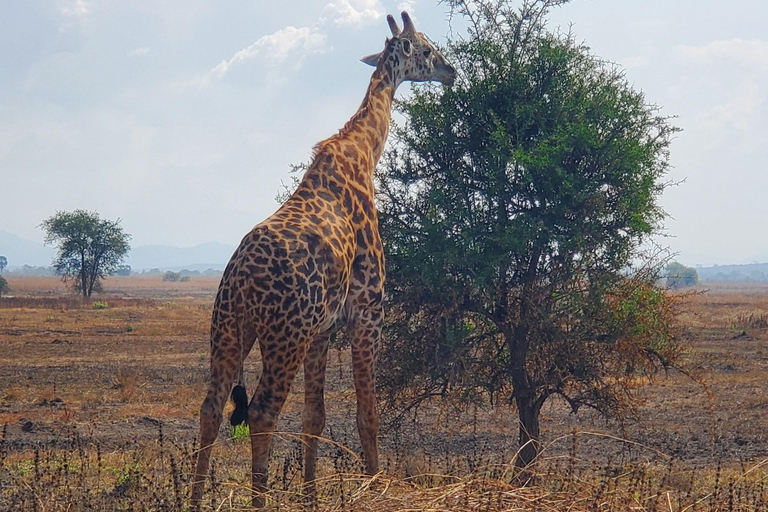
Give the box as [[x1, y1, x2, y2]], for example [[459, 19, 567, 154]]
[[676, 39, 768, 67], [57, 0, 88, 16], [692, 80, 766, 155], [397, 1, 417, 15], [324, 0, 384, 26], [128, 47, 150, 58], [672, 38, 768, 154], [702, 80, 763, 132], [56, 0, 89, 32], [210, 26, 329, 78]]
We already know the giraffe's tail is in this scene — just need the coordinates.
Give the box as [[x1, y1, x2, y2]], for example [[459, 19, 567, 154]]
[[229, 385, 249, 426]]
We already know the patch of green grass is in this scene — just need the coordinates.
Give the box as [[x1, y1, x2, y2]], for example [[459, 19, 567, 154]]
[[230, 423, 250, 443], [12, 459, 34, 476], [93, 301, 109, 309]]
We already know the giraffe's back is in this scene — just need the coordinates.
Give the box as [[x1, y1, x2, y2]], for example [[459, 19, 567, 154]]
[[215, 200, 357, 346]]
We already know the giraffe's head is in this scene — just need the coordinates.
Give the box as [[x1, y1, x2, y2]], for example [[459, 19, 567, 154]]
[[361, 12, 456, 87]]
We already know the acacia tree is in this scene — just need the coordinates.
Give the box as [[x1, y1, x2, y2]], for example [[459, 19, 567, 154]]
[[377, 0, 681, 472], [665, 261, 699, 289], [0, 256, 7, 274], [42, 210, 131, 298]]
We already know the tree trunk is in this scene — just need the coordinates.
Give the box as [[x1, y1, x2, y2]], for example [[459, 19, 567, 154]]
[[514, 391, 542, 472], [80, 252, 88, 298], [87, 250, 101, 298], [505, 243, 544, 482]]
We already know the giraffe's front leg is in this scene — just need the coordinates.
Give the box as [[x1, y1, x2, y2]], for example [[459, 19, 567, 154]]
[[348, 305, 383, 475]]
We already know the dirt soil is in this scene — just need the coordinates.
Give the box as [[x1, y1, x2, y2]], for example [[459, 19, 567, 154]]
[[1, 277, 768, 476]]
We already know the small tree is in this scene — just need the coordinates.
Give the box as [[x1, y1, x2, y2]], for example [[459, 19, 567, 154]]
[[0, 256, 7, 274], [0, 276, 9, 298], [377, 0, 681, 472], [41, 210, 131, 298], [163, 271, 191, 282], [665, 262, 699, 289]]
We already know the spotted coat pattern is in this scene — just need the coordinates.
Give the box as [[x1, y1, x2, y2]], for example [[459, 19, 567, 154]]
[[191, 12, 456, 509]]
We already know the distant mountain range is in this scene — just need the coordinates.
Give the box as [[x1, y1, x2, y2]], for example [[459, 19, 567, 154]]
[[696, 263, 768, 283], [0, 230, 235, 272], [126, 241, 235, 271], [4, 228, 768, 282], [0, 230, 56, 268]]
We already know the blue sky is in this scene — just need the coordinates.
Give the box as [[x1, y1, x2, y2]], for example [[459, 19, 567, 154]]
[[1, 0, 766, 266]]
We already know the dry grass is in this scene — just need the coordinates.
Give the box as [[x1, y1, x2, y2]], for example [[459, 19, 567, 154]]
[[3, 429, 768, 511], [2, 278, 768, 510]]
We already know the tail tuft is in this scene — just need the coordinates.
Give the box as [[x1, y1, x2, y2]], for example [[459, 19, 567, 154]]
[[229, 384, 249, 426]]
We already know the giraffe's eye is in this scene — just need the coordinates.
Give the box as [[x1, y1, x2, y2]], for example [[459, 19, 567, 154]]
[[401, 39, 412, 56], [423, 49, 431, 57]]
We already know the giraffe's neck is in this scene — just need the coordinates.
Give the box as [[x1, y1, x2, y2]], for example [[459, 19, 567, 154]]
[[333, 68, 397, 170]]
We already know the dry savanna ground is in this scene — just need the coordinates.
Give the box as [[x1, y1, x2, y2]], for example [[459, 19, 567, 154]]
[[1, 276, 768, 511]]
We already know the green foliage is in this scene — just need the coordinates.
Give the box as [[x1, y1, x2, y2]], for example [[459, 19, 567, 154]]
[[93, 301, 109, 309], [41, 209, 131, 298], [377, 0, 681, 467], [0, 255, 7, 274], [0, 276, 9, 298], [664, 261, 699, 289]]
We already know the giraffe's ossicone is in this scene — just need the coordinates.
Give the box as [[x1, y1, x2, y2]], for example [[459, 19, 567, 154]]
[[191, 12, 456, 509]]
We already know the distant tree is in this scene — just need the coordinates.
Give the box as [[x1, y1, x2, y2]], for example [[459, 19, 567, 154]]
[[377, 0, 681, 472], [41, 210, 131, 298], [163, 270, 180, 282], [115, 264, 132, 276], [12, 265, 55, 277], [0, 276, 9, 298], [0, 256, 7, 274], [664, 262, 699, 289], [163, 270, 190, 282]]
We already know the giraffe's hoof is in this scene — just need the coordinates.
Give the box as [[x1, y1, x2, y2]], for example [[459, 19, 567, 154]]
[[229, 385, 249, 426]]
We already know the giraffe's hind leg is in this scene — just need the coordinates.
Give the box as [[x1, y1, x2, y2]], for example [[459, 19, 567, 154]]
[[191, 330, 239, 509], [302, 334, 331, 506], [349, 307, 383, 476], [248, 333, 312, 508]]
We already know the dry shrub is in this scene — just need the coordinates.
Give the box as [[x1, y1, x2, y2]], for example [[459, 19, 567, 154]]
[[0, 296, 84, 310], [111, 369, 144, 403], [730, 311, 768, 330]]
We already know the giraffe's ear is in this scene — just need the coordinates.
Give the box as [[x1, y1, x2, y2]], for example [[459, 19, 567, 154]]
[[360, 52, 381, 67]]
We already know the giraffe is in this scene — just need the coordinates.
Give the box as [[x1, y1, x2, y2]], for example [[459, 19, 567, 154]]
[[191, 12, 456, 509]]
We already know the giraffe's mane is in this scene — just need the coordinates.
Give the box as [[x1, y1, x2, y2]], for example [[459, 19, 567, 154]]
[[312, 70, 387, 159]]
